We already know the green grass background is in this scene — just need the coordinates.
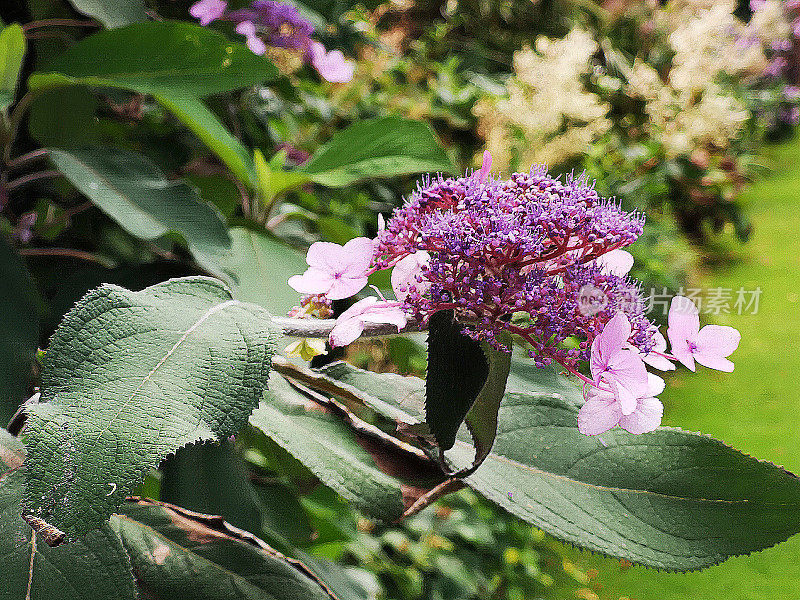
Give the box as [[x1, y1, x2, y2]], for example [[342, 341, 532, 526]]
[[561, 139, 800, 599]]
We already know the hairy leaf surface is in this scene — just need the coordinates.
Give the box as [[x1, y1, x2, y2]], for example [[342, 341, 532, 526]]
[[1, 431, 136, 600], [22, 277, 276, 538], [65, 0, 147, 28]]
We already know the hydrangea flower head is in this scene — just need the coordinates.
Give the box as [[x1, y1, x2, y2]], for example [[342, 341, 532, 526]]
[[288, 155, 741, 436]]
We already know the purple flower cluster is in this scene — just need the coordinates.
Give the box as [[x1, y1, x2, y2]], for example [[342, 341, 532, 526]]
[[374, 161, 650, 369], [288, 153, 741, 435], [190, 0, 354, 82]]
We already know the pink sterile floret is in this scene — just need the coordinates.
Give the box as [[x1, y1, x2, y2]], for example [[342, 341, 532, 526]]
[[391, 250, 431, 302], [190, 0, 227, 25], [329, 297, 408, 347], [288, 237, 373, 300], [667, 296, 741, 372], [578, 372, 665, 435], [594, 248, 634, 276], [589, 311, 649, 415]]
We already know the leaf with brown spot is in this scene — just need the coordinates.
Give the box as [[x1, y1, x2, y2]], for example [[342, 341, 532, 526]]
[[114, 498, 360, 600]]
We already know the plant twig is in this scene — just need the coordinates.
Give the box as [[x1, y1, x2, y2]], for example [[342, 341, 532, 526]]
[[22, 18, 98, 31], [6, 170, 61, 191], [18, 248, 115, 268], [6, 149, 49, 170], [271, 316, 423, 339]]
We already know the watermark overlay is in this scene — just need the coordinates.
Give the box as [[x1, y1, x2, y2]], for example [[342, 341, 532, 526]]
[[576, 286, 762, 317], [643, 287, 762, 316]]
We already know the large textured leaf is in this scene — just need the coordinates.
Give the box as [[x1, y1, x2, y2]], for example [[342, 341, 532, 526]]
[[1, 431, 136, 600], [0, 23, 25, 112], [29, 21, 277, 97], [65, 0, 147, 28], [251, 373, 443, 521], [0, 235, 39, 424], [196, 227, 309, 316], [156, 95, 257, 188], [447, 392, 800, 571], [113, 499, 335, 600], [425, 311, 489, 451], [300, 117, 456, 187], [21, 277, 277, 538], [505, 351, 582, 405], [49, 147, 231, 257]]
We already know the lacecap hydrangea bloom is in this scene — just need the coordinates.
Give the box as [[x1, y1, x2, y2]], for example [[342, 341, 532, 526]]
[[289, 153, 740, 436], [189, 0, 354, 82]]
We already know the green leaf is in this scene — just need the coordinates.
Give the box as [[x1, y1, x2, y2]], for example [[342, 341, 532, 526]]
[[156, 95, 257, 188], [506, 350, 582, 406], [28, 86, 103, 148], [462, 336, 512, 468], [21, 277, 277, 538], [254, 148, 311, 201], [300, 117, 456, 187], [65, 0, 147, 28], [425, 311, 489, 451], [113, 499, 336, 600], [447, 392, 800, 571], [0, 234, 39, 425], [251, 372, 443, 522], [196, 227, 309, 316], [29, 21, 277, 97], [317, 361, 425, 425], [49, 147, 232, 257], [160, 440, 267, 537], [1, 465, 137, 600], [0, 23, 25, 112]]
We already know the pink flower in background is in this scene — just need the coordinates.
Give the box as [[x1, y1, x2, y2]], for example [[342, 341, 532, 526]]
[[475, 150, 492, 183], [578, 373, 665, 435], [288, 237, 373, 300], [190, 0, 227, 24], [235, 21, 267, 55], [309, 41, 354, 83], [590, 312, 649, 415], [329, 297, 407, 346], [594, 249, 634, 276], [667, 296, 741, 372], [391, 251, 431, 302]]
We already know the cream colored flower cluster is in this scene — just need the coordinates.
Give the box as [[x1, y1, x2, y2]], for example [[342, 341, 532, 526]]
[[475, 28, 610, 170]]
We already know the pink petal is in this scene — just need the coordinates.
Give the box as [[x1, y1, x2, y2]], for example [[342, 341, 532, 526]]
[[619, 397, 663, 434], [476, 151, 492, 183], [604, 348, 649, 398], [693, 354, 735, 372], [667, 296, 699, 370], [307, 238, 373, 277], [643, 352, 676, 371], [391, 251, 430, 302], [326, 275, 369, 300], [288, 268, 333, 295], [361, 306, 407, 330], [590, 311, 632, 379], [190, 0, 227, 24], [246, 34, 267, 55], [235, 20, 256, 36], [578, 391, 622, 435], [595, 249, 634, 276], [336, 296, 378, 320], [614, 379, 638, 416], [646, 373, 665, 397], [695, 325, 741, 358], [329, 318, 365, 347]]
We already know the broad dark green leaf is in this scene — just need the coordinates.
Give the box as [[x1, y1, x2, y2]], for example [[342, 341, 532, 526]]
[[505, 351, 583, 405], [425, 311, 489, 451], [251, 373, 443, 522], [317, 361, 425, 425], [29, 21, 277, 97], [65, 0, 147, 28], [28, 86, 104, 148], [1, 437, 136, 600], [0, 23, 25, 112], [447, 392, 800, 571], [22, 277, 277, 538], [49, 147, 232, 257], [156, 95, 257, 187], [0, 235, 39, 425], [113, 499, 335, 600], [196, 227, 309, 316], [160, 441, 265, 537], [300, 117, 456, 187]]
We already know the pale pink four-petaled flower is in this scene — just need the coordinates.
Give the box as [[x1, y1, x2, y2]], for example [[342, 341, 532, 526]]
[[667, 296, 741, 372], [328, 297, 407, 347], [288, 237, 373, 300], [578, 372, 665, 436]]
